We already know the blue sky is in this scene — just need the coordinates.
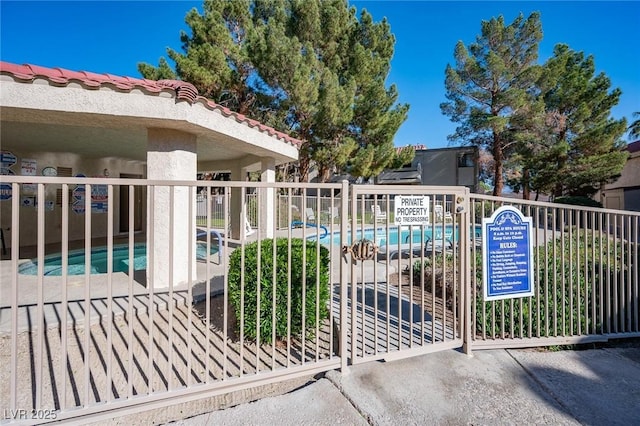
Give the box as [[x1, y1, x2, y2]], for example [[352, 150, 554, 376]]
[[1, 1, 638, 148]]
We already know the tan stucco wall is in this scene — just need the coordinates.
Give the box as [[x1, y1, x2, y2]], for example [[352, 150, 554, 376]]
[[606, 153, 640, 190], [0, 149, 146, 249], [598, 151, 640, 210]]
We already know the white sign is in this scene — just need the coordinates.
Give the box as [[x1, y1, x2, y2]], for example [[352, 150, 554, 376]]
[[22, 183, 37, 195], [21, 159, 37, 176], [394, 195, 430, 225]]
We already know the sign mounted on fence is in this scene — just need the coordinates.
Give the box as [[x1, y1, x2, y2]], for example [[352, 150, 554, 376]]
[[482, 206, 534, 301], [394, 195, 430, 226]]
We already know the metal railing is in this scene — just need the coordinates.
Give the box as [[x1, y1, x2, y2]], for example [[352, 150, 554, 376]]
[[469, 194, 640, 349], [1, 174, 639, 423], [0, 177, 345, 424]]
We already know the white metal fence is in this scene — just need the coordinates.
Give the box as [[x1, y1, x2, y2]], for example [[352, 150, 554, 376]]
[[196, 193, 453, 231], [345, 186, 469, 364]]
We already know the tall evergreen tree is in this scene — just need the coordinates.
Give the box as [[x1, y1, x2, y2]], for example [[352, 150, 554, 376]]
[[344, 11, 409, 179], [441, 12, 543, 196], [138, 0, 409, 182], [629, 112, 640, 139], [139, 0, 258, 114], [536, 44, 628, 196], [248, 0, 357, 182]]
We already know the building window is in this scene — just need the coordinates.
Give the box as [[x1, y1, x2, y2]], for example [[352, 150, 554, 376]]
[[458, 153, 474, 168]]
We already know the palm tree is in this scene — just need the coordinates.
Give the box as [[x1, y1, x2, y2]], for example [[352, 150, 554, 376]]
[[629, 112, 640, 139]]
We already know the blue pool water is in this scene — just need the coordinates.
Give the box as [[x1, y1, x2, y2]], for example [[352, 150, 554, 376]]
[[18, 243, 220, 276], [309, 224, 482, 246]]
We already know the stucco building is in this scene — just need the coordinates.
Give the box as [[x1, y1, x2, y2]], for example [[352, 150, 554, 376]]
[[599, 140, 640, 211], [0, 61, 300, 287]]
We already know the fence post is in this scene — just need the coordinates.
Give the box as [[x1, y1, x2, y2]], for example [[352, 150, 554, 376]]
[[461, 188, 474, 356], [340, 180, 350, 374]]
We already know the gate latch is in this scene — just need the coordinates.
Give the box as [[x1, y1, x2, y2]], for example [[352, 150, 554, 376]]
[[342, 239, 379, 263]]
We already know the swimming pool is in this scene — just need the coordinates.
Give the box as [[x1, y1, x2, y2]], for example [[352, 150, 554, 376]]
[[18, 242, 220, 276]]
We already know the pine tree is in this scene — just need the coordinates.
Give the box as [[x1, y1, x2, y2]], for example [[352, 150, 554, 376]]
[[344, 10, 409, 180], [138, 0, 410, 182], [441, 13, 543, 196], [629, 112, 640, 139], [138, 0, 257, 114], [537, 44, 628, 196]]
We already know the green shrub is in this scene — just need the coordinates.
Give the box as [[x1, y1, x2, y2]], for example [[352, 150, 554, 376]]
[[553, 196, 602, 208], [474, 233, 631, 338], [228, 238, 330, 343], [412, 253, 457, 311], [472, 201, 497, 224]]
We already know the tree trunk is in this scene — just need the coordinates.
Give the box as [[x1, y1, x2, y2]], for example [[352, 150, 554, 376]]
[[492, 139, 504, 196], [522, 168, 530, 200], [298, 156, 310, 183], [319, 166, 331, 183]]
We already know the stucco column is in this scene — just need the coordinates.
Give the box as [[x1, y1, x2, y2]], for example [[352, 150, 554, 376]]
[[229, 162, 250, 240], [260, 158, 276, 239], [147, 128, 197, 289]]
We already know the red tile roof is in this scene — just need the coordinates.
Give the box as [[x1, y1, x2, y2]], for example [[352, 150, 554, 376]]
[[0, 61, 301, 148]]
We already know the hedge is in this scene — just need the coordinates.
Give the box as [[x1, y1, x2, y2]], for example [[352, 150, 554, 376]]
[[228, 238, 330, 343]]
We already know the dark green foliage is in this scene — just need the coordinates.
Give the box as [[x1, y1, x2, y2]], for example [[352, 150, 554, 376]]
[[442, 15, 627, 198], [553, 196, 602, 208], [138, 0, 410, 183], [227, 238, 330, 343], [441, 13, 543, 196], [629, 112, 640, 139], [535, 44, 628, 197], [503, 45, 628, 199]]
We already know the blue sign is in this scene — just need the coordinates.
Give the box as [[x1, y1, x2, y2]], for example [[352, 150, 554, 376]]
[[0, 184, 12, 200], [72, 186, 86, 201], [91, 184, 108, 201], [91, 201, 108, 213], [482, 206, 534, 301], [0, 151, 17, 167], [72, 200, 85, 214]]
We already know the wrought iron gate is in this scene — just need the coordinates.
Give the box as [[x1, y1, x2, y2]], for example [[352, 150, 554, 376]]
[[343, 185, 471, 364]]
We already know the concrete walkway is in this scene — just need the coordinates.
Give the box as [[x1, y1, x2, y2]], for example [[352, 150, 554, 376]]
[[173, 345, 640, 425]]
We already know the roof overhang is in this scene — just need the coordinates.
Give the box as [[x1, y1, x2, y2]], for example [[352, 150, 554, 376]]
[[0, 62, 300, 170], [377, 169, 422, 185]]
